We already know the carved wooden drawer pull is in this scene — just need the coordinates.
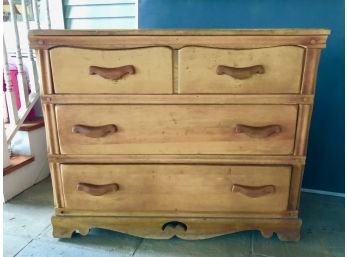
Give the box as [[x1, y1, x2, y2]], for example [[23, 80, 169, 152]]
[[235, 124, 281, 138], [89, 65, 136, 81], [232, 184, 276, 198], [72, 124, 118, 138], [77, 183, 119, 196], [216, 65, 265, 80]]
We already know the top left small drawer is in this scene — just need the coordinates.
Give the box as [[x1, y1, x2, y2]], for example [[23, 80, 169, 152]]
[[49, 47, 173, 94]]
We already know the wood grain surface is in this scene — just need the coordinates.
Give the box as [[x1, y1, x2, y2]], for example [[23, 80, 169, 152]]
[[50, 47, 173, 94], [55, 104, 298, 155], [178, 46, 304, 94], [61, 164, 291, 213]]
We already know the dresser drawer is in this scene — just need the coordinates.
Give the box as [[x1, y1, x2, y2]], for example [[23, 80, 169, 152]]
[[61, 164, 291, 213], [50, 47, 173, 94], [55, 104, 297, 155], [178, 46, 304, 94]]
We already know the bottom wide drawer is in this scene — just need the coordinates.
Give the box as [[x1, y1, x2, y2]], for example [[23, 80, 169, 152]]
[[61, 164, 291, 213]]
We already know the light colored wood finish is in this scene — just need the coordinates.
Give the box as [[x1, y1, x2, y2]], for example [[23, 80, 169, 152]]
[[51, 216, 302, 241], [173, 50, 179, 93], [29, 29, 330, 50], [50, 47, 173, 94], [30, 29, 329, 241], [294, 105, 313, 156], [33, 37, 328, 49], [41, 94, 314, 105], [41, 104, 59, 154], [49, 162, 64, 208], [288, 165, 305, 211], [48, 154, 306, 165], [61, 164, 291, 213], [29, 29, 331, 36], [29, 35, 328, 50], [178, 46, 304, 94], [301, 49, 322, 94], [55, 105, 298, 155], [36, 50, 53, 95], [55, 208, 298, 218]]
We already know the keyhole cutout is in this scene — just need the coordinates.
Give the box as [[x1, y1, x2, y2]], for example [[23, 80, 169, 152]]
[[161, 221, 188, 232]]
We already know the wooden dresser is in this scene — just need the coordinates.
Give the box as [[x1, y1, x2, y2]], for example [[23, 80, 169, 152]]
[[29, 29, 329, 241]]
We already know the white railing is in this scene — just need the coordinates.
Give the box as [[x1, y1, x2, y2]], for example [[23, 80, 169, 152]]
[[3, 0, 51, 143]]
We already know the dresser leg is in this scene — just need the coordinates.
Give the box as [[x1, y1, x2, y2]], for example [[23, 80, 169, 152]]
[[260, 228, 301, 241], [260, 230, 274, 239], [274, 219, 302, 241], [52, 223, 74, 238], [260, 219, 302, 241], [52, 216, 90, 238], [276, 229, 301, 241]]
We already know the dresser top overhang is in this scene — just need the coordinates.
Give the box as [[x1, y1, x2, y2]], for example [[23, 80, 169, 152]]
[[29, 29, 330, 50]]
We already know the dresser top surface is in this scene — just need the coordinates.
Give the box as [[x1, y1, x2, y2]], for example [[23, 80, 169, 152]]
[[29, 29, 330, 37]]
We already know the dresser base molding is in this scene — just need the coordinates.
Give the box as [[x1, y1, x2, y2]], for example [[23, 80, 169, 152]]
[[51, 216, 302, 241]]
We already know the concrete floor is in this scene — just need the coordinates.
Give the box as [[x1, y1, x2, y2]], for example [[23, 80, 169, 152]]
[[3, 177, 344, 257]]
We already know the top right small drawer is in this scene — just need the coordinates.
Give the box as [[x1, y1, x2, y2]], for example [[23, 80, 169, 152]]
[[178, 46, 305, 94]]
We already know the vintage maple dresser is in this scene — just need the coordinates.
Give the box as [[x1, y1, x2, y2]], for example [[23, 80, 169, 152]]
[[29, 29, 329, 241]]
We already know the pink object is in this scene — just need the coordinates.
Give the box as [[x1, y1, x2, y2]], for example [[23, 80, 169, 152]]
[[3, 59, 36, 121]]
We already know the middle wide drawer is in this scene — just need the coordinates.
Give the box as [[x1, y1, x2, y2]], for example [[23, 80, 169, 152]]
[[55, 104, 298, 155]]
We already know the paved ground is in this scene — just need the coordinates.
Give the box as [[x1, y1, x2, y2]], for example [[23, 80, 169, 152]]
[[3, 177, 344, 257]]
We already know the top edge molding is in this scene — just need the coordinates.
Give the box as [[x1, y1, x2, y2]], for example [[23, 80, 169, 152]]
[[29, 29, 331, 37]]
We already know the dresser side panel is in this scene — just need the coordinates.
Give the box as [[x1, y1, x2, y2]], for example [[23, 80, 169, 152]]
[[301, 49, 322, 94]]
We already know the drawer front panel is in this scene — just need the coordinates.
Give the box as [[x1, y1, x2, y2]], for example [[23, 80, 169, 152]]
[[50, 47, 173, 94], [178, 46, 304, 94], [56, 105, 298, 155], [61, 164, 291, 213]]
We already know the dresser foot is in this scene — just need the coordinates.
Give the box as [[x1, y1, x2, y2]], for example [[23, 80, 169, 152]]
[[258, 220, 302, 241], [52, 216, 90, 238], [259, 219, 301, 241], [275, 218, 302, 241], [52, 223, 74, 238], [276, 229, 301, 241], [260, 230, 274, 239]]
